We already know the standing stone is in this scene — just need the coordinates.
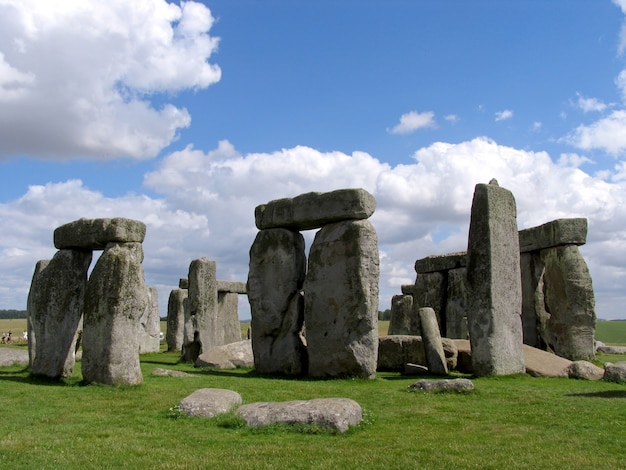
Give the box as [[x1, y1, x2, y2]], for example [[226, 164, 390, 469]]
[[411, 272, 445, 336], [28, 250, 91, 379], [82, 242, 146, 385], [182, 258, 218, 363], [248, 229, 307, 375], [304, 219, 379, 379], [418, 307, 448, 375], [388, 294, 414, 335], [167, 288, 187, 352], [536, 245, 596, 360], [26, 259, 50, 368], [466, 180, 525, 376], [520, 252, 546, 349], [138, 285, 160, 354], [218, 291, 242, 345], [445, 268, 468, 339]]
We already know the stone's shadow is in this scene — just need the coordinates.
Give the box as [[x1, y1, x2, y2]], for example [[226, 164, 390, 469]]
[[566, 390, 626, 399]]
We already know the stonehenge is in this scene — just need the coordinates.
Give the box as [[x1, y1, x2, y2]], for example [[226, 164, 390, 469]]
[[248, 188, 380, 379]]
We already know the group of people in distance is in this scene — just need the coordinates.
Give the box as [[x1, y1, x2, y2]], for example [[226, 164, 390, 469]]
[[1, 331, 11, 344]]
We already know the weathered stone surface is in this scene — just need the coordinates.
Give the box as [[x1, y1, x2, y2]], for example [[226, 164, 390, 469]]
[[408, 378, 474, 393], [54, 217, 146, 250], [182, 258, 218, 363], [466, 181, 525, 376], [179, 278, 189, 289], [248, 229, 307, 375], [255, 188, 376, 231], [522, 345, 570, 377], [179, 388, 243, 418], [377, 335, 426, 371], [536, 245, 596, 361], [82, 242, 146, 386], [597, 345, 626, 354], [520, 252, 545, 349], [418, 307, 448, 375], [218, 291, 242, 345], [196, 340, 254, 369], [445, 267, 468, 339], [401, 284, 417, 295], [603, 362, 626, 383], [388, 294, 414, 335], [26, 259, 50, 367], [0, 348, 29, 367], [518, 218, 587, 253], [236, 398, 362, 433], [217, 281, 247, 294], [411, 271, 445, 336], [452, 339, 473, 373], [414, 252, 467, 274], [442, 338, 458, 371], [152, 368, 194, 378], [304, 219, 379, 378], [138, 285, 160, 354], [166, 288, 187, 352], [28, 249, 91, 379], [566, 361, 604, 380]]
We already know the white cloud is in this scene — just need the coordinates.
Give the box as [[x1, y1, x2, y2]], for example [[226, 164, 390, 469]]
[[575, 93, 608, 113], [388, 111, 436, 134], [531, 121, 542, 132], [495, 109, 513, 121], [566, 110, 626, 155], [0, 0, 220, 160], [3, 137, 626, 319], [444, 114, 459, 123]]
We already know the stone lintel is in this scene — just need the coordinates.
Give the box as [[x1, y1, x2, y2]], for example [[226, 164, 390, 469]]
[[217, 281, 247, 294], [254, 188, 376, 231], [54, 218, 146, 250], [518, 218, 587, 253], [401, 284, 416, 295], [414, 251, 467, 273]]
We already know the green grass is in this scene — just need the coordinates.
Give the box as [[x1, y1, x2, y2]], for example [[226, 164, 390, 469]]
[[595, 320, 626, 345], [1, 351, 625, 468]]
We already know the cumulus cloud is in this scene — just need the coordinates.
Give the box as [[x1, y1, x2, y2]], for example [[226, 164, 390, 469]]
[[575, 93, 608, 113], [388, 111, 436, 134], [444, 114, 459, 123], [495, 109, 513, 121], [566, 110, 626, 155], [0, 0, 220, 160]]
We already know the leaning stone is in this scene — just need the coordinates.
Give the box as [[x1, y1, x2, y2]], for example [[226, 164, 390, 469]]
[[196, 340, 254, 369], [603, 362, 626, 383], [377, 335, 426, 371], [217, 281, 247, 294], [167, 288, 187, 352], [566, 361, 604, 380], [138, 285, 160, 354], [408, 378, 474, 393], [54, 217, 146, 250], [414, 252, 467, 274], [255, 188, 376, 231], [418, 307, 448, 375], [248, 228, 307, 376], [152, 368, 194, 378], [82, 242, 146, 386], [597, 345, 626, 354], [518, 218, 588, 253], [304, 219, 379, 378], [388, 295, 414, 335], [179, 388, 243, 418], [466, 181, 525, 376], [236, 398, 362, 433], [26, 259, 50, 367], [523, 345, 570, 378], [28, 249, 91, 379]]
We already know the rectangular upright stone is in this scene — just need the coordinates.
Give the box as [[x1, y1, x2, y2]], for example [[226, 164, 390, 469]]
[[518, 218, 587, 253], [54, 218, 146, 250], [411, 271, 446, 336], [167, 288, 187, 352], [466, 180, 524, 376], [445, 267, 468, 340], [255, 188, 376, 231]]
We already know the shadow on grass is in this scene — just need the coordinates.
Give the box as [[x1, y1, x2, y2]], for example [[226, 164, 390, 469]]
[[566, 390, 626, 399]]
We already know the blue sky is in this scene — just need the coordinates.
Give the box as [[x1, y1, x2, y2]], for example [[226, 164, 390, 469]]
[[1, 0, 626, 321]]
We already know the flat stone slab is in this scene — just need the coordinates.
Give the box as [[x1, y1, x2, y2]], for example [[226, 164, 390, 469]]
[[179, 388, 243, 418], [597, 345, 626, 354], [195, 340, 254, 369], [518, 218, 587, 253], [414, 252, 467, 274], [408, 378, 475, 392], [54, 218, 146, 250], [216, 281, 247, 294], [0, 348, 29, 367], [236, 398, 362, 433], [152, 368, 194, 378], [255, 188, 376, 230]]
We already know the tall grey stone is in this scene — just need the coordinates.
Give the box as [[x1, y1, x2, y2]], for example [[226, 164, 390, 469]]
[[166, 288, 187, 352], [418, 307, 448, 375], [26, 259, 49, 368], [445, 267, 468, 339], [82, 242, 146, 385], [304, 219, 379, 379], [520, 252, 545, 348], [388, 294, 414, 335], [138, 285, 160, 354], [466, 180, 524, 376], [182, 258, 218, 363], [28, 250, 91, 379], [247, 228, 307, 375], [218, 291, 242, 345], [411, 271, 445, 336]]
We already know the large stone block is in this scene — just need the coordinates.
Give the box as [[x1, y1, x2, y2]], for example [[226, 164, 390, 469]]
[[218, 291, 242, 345], [518, 218, 587, 253], [217, 281, 247, 294], [445, 267, 468, 339], [377, 335, 426, 371], [166, 288, 187, 352], [26, 259, 50, 368], [411, 271, 446, 335], [388, 294, 414, 335], [82, 242, 146, 385], [520, 252, 545, 349], [54, 217, 146, 250], [28, 250, 91, 379], [418, 307, 448, 375], [304, 219, 379, 378], [138, 285, 160, 354], [466, 180, 525, 376], [255, 188, 376, 231], [248, 229, 307, 375], [414, 252, 467, 274]]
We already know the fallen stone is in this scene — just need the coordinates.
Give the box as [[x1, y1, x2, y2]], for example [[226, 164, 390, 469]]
[[518, 218, 588, 253], [603, 362, 626, 383], [0, 348, 29, 367], [597, 345, 626, 354], [565, 361, 604, 380], [196, 340, 254, 369], [523, 345, 570, 377], [179, 388, 243, 418], [54, 218, 146, 250], [255, 188, 376, 231], [408, 378, 474, 393], [236, 398, 362, 433], [152, 368, 194, 378]]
